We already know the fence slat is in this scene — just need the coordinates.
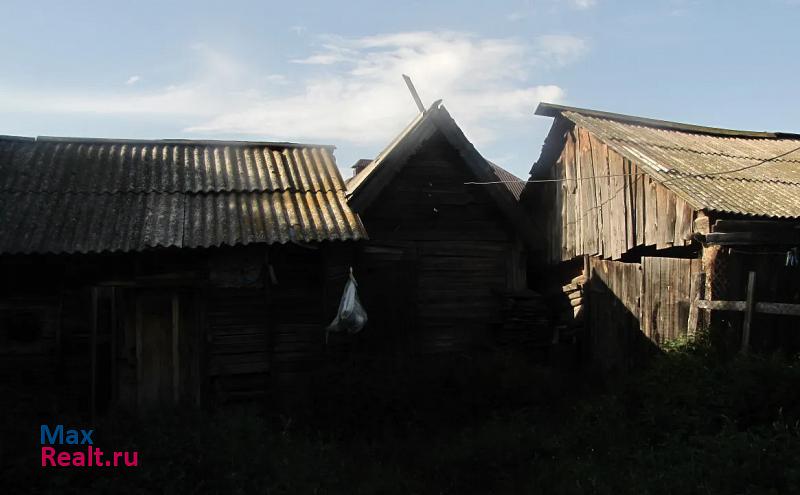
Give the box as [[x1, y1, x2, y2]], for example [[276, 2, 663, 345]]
[[741, 271, 756, 354]]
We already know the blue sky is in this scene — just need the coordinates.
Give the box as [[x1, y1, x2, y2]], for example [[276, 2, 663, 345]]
[[2, 0, 799, 178]]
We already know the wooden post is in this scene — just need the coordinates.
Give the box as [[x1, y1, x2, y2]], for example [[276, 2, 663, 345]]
[[110, 287, 118, 405], [90, 287, 98, 422], [135, 294, 142, 410], [687, 272, 705, 336], [741, 271, 756, 354], [172, 292, 180, 405]]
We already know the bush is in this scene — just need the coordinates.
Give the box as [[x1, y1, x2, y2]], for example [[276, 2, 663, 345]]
[[4, 340, 800, 494]]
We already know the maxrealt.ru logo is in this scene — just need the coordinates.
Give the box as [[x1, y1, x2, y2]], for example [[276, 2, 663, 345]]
[[40, 425, 139, 467]]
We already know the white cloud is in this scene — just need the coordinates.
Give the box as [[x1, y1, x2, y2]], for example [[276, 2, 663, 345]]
[[124, 75, 141, 85], [0, 31, 585, 148], [569, 0, 597, 9], [535, 34, 588, 67], [191, 31, 577, 146]]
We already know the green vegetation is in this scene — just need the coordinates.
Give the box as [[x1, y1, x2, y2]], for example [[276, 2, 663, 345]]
[[5, 336, 800, 494]]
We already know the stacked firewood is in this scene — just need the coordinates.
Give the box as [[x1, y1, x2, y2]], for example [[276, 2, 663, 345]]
[[496, 290, 551, 347], [551, 275, 586, 343]]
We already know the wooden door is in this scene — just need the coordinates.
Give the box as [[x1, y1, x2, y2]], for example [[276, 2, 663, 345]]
[[136, 290, 174, 408]]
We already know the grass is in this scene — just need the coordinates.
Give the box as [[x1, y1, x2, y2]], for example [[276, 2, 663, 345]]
[[4, 336, 800, 494]]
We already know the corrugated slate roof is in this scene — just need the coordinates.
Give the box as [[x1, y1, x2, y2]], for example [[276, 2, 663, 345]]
[[537, 104, 800, 218], [488, 162, 524, 201], [0, 136, 366, 254]]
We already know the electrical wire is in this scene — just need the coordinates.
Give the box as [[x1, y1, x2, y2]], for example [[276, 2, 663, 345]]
[[464, 143, 800, 186]]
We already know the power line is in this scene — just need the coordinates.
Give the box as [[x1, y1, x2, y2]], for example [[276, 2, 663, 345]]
[[659, 143, 800, 184], [465, 143, 800, 186]]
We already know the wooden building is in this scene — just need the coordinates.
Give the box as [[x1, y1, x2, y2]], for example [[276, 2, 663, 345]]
[[347, 102, 544, 355], [522, 104, 800, 367], [0, 135, 366, 415]]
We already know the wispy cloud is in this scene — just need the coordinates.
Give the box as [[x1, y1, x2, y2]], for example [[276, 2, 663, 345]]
[[568, 0, 597, 9], [124, 75, 141, 85], [0, 31, 586, 148]]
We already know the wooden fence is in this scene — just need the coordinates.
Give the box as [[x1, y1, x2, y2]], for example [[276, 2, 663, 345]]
[[689, 271, 800, 353]]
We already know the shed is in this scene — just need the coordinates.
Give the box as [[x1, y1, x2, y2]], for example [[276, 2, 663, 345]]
[[347, 102, 545, 354], [522, 104, 800, 365], [0, 135, 366, 414]]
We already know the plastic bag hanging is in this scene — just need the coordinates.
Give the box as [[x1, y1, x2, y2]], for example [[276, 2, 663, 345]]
[[326, 268, 368, 336]]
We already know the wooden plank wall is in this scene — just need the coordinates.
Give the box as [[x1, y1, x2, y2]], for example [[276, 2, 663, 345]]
[[206, 288, 270, 401], [588, 256, 702, 368], [357, 131, 519, 354], [532, 126, 696, 263], [640, 257, 702, 344], [587, 257, 644, 371]]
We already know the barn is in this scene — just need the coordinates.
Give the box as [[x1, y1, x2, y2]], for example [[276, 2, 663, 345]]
[[0, 135, 366, 416], [347, 101, 544, 355], [522, 104, 800, 368]]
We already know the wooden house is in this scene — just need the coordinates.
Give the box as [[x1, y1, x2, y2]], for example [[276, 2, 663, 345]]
[[347, 102, 544, 355], [0, 135, 366, 415], [523, 104, 800, 367]]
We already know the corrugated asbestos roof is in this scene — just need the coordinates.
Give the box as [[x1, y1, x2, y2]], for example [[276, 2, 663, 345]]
[[536, 104, 800, 218], [0, 136, 366, 254], [488, 162, 524, 200]]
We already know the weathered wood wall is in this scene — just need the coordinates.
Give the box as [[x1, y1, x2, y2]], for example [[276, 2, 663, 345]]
[[357, 131, 524, 354], [529, 126, 696, 263], [586, 256, 702, 368], [0, 243, 355, 415], [640, 257, 702, 344]]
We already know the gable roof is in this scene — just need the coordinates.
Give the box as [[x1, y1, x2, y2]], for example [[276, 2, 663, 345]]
[[534, 103, 800, 219], [347, 102, 537, 247], [0, 136, 366, 255]]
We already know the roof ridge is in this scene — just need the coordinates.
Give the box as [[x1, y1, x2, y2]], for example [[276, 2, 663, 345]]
[[537, 102, 800, 140], [0, 134, 336, 149]]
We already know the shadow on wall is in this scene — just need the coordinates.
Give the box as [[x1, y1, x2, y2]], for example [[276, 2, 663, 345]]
[[585, 269, 660, 375]]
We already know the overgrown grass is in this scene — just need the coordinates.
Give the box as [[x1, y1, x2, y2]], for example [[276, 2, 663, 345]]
[[4, 338, 800, 494]]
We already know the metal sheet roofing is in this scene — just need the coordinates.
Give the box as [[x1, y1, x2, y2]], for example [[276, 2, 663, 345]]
[[0, 136, 366, 254], [539, 104, 800, 218]]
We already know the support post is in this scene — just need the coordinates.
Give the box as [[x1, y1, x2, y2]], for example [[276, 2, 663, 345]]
[[172, 292, 180, 405], [741, 271, 756, 354], [110, 287, 118, 405], [90, 287, 98, 422], [687, 272, 705, 336]]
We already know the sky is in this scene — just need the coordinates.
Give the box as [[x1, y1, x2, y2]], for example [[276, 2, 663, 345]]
[[2, 0, 800, 179]]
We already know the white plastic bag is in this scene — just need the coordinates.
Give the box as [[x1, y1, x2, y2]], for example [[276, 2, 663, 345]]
[[326, 268, 368, 336]]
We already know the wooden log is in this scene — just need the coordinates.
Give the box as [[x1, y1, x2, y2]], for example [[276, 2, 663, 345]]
[[568, 291, 583, 301], [562, 283, 579, 292], [570, 297, 583, 307], [571, 274, 587, 285], [741, 271, 756, 354]]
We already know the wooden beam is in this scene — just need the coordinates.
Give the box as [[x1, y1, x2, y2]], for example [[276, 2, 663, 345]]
[[110, 287, 118, 405], [695, 299, 800, 317], [172, 292, 180, 405], [741, 271, 756, 354], [402, 74, 426, 113], [135, 295, 143, 411], [704, 231, 800, 245], [90, 287, 98, 422], [713, 219, 800, 233]]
